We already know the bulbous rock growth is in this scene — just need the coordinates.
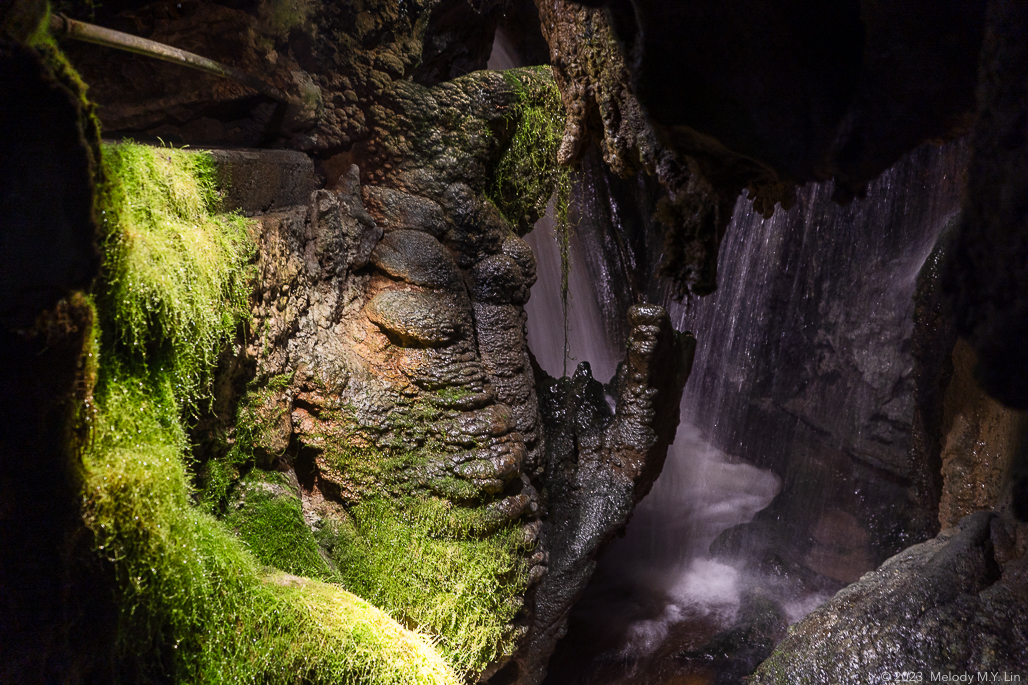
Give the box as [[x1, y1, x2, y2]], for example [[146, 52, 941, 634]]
[[229, 65, 696, 681]]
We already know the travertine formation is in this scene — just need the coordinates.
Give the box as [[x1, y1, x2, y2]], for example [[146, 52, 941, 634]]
[[235, 66, 693, 679]]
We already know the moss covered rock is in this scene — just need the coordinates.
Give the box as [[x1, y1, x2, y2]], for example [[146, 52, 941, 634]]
[[80, 140, 462, 684]]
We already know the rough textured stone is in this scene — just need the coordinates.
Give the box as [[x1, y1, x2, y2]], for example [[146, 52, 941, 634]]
[[685, 143, 968, 592], [532, 0, 738, 297], [26, 0, 1028, 680], [751, 510, 1028, 684], [209, 148, 318, 215], [938, 340, 1028, 528], [366, 289, 466, 347], [371, 229, 462, 290], [496, 306, 695, 685]]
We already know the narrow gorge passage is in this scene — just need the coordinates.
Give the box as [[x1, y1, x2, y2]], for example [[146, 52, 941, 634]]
[[5, 1, 1028, 683], [539, 140, 967, 685]]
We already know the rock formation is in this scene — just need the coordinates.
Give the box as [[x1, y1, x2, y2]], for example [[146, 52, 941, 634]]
[[751, 509, 1028, 683], [236, 99, 694, 678], [4, 0, 1028, 682]]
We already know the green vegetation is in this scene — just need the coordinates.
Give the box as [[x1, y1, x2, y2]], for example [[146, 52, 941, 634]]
[[83, 141, 460, 684], [93, 142, 254, 410], [488, 67, 571, 233], [224, 470, 339, 582], [308, 396, 529, 675], [320, 497, 529, 678], [488, 67, 574, 375], [200, 372, 293, 511], [313, 428, 529, 677], [84, 409, 456, 684], [277, 577, 460, 685]]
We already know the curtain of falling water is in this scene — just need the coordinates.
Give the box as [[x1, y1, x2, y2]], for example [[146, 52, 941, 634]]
[[490, 25, 966, 684], [525, 210, 620, 386], [541, 141, 967, 684]]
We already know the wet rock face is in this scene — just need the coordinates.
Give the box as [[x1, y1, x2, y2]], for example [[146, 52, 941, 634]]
[[937, 340, 1028, 529], [498, 308, 695, 685], [236, 65, 693, 679], [247, 147, 542, 676], [58, 0, 512, 152], [751, 510, 1028, 683], [693, 143, 968, 592], [57, 0, 693, 673], [208, 149, 318, 216]]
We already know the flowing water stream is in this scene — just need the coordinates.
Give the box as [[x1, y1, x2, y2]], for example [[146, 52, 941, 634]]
[[489, 31, 966, 685], [529, 146, 965, 684]]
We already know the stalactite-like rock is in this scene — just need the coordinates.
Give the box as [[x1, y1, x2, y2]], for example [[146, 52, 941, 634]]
[[531, 0, 748, 297]]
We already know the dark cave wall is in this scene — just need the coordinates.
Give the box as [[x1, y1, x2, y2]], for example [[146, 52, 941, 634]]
[[571, 0, 986, 194], [0, 13, 114, 682], [943, 0, 1028, 412]]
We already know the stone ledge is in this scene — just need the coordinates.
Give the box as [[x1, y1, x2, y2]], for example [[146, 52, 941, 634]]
[[207, 148, 318, 215]]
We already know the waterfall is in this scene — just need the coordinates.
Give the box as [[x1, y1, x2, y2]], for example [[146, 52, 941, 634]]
[[489, 26, 967, 684], [525, 212, 619, 387], [535, 141, 966, 683]]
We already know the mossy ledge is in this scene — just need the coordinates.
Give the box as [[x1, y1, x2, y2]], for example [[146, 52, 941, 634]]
[[303, 407, 532, 676], [84, 141, 460, 684], [320, 496, 530, 676]]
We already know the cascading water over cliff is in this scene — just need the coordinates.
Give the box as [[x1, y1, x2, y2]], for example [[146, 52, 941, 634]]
[[530, 140, 967, 684]]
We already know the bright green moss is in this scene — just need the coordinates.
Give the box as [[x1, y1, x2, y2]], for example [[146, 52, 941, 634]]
[[310, 404, 530, 677], [320, 497, 529, 679], [94, 142, 254, 410], [84, 142, 460, 684], [224, 470, 339, 582], [275, 576, 459, 685], [199, 372, 293, 511], [83, 412, 457, 684], [488, 67, 571, 233], [320, 441, 433, 501]]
